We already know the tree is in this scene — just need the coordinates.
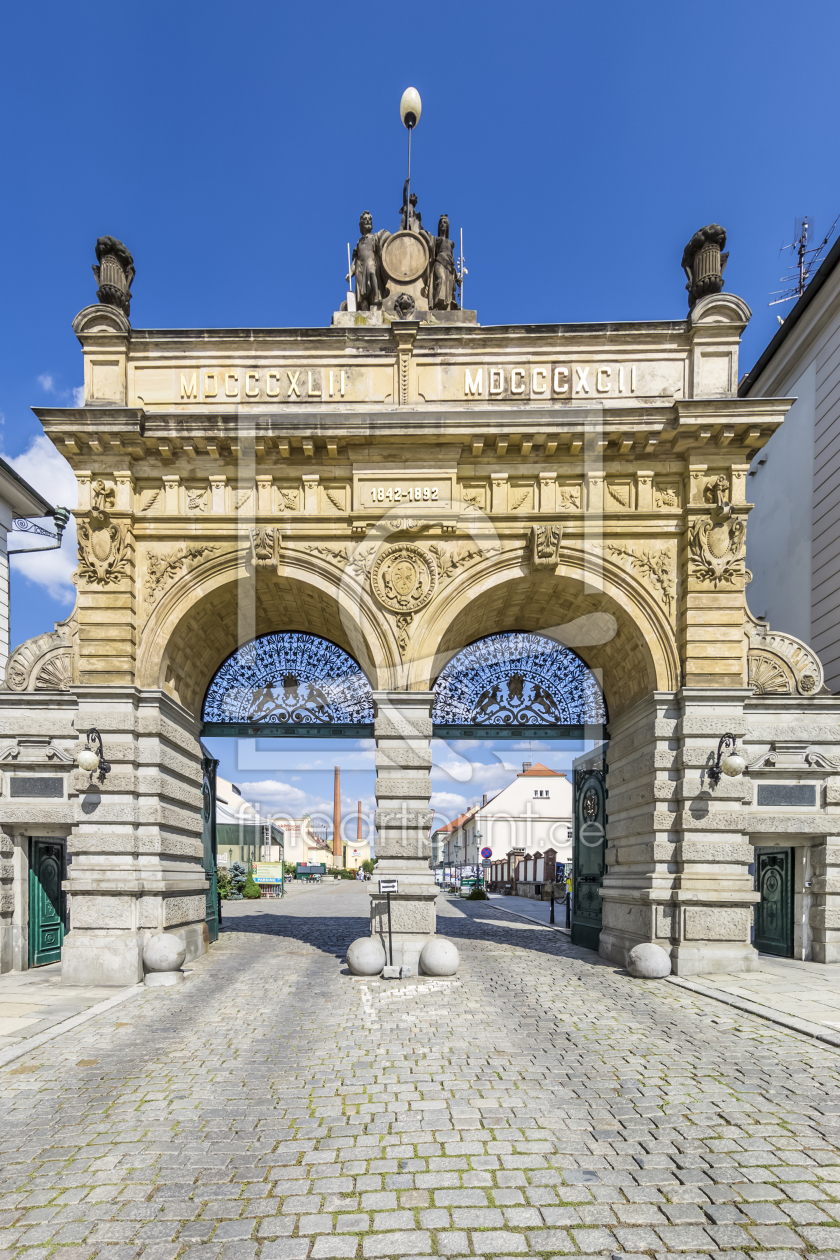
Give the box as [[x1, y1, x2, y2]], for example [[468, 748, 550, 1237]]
[[361, 858, 376, 874], [243, 867, 262, 899], [228, 862, 247, 900]]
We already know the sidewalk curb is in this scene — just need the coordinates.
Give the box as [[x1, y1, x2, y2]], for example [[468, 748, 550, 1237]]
[[0, 983, 145, 1070], [471, 899, 572, 937], [665, 974, 840, 1050]]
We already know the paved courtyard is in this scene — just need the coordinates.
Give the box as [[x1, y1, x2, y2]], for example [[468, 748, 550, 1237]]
[[2, 884, 840, 1260]]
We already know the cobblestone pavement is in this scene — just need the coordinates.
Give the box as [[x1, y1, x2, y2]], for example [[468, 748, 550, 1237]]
[[3, 883, 840, 1260]]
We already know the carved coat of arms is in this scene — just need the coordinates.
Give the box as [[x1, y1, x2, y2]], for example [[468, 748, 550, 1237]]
[[689, 483, 747, 588], [77, 508, 129, 586], [370, 544, 438, 657]]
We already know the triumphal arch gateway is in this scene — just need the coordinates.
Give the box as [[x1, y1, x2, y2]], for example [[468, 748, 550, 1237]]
[[3, 219, 840, 982]]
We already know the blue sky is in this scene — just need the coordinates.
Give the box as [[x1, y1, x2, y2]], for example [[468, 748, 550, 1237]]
[[4, 0, 839, 833]]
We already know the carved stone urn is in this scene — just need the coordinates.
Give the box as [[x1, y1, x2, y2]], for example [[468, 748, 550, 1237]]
[[92, 235, 135, 316], [681, 224, 728, 309]]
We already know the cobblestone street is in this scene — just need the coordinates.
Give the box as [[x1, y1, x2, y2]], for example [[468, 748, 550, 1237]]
[[3, 883, 840, 1260]]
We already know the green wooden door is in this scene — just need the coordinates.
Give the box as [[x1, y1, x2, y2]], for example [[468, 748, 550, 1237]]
[[28, 838, 66, 967], [202, 754, 219, 943], [571, 756, 607, 951], [755, 847, 794, 957]]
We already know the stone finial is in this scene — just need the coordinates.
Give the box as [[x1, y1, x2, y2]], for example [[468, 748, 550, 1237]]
[[681, 224, 728, 309], [92, 235, 135, 316]]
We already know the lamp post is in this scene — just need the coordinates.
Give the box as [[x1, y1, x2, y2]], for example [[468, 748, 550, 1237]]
[[399, 87, 422, 230]]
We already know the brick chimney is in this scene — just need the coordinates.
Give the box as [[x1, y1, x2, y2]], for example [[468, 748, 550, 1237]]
[[333, 766, 342, 858]]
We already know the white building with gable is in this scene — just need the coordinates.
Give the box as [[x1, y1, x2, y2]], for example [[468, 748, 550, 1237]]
[[435, 761, 573, 874]]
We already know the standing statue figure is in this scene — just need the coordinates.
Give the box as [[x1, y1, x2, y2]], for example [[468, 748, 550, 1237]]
[[347, 212, 390, 311], [398, 182, 434, 297], [430, 214, 459, 311]]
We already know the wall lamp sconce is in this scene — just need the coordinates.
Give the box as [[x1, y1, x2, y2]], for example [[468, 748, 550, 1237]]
[[708, 733, 746, 787], [77, 728, 111, 785]]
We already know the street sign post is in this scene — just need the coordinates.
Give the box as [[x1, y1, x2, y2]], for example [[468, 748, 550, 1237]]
[[480, 846, 492, 860], [379, 879, 398, 964]]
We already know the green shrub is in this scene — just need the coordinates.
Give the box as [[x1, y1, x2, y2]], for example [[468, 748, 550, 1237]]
[[243, 869, 262, 899], [217, 869, 231, 900], [361, 858, 376, 874], [467, 887, 488, 900]]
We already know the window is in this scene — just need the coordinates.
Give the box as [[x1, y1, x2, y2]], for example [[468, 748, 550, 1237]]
[[534, 789, 550, 798]]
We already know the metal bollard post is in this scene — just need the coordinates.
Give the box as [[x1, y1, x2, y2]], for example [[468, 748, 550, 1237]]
[[565, 889, 571, 929], [549, 889, 555, 924]]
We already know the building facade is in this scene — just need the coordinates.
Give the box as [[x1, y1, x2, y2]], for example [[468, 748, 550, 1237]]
[[5, 223, 840, 977], [741, 234, 840, 689]]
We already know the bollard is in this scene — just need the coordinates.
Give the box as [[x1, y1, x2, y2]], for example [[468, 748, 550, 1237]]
[[549, 890, 555, 924], [565, 890, 571, 929]]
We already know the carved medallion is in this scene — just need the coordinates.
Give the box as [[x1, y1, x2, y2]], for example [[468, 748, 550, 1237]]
[[370, 544, 437, 614], [583, 788, 599, 821]]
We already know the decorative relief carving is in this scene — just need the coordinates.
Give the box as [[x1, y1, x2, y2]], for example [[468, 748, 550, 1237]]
[[654, 482, 681, 509], [324, 486, 346, 512], [277, 488, 300, 512], [530, 524, 563, 570], [141, 487, 161, 512], [428, 539, 500, 579], [77, 506, 130, 587], [5, 631, 72, 693], [605, 544, 675, 617], [509, 487, 530, 511], [234, 487, 253, 511], [186, 487, 208, 513], [688, 479, 746, 588], [606, 483, 630, 509], [461, 488, 485, 511], [558, 486, 581, 511], [92, 480, 116, 511], [371, 544, 438, 658], [144, 543, 220, 604], [250, 527, 278, 568], [745, 609, 824, 697]]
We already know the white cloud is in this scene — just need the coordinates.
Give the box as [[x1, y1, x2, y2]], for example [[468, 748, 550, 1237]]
[[37, 374, 56, 394], [5, 435, 78, 601], [72, 386, 84, 407]]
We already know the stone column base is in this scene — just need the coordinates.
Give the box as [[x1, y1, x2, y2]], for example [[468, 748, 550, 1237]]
[[369, 858, 438, 971], [61, 930, 144, 986]]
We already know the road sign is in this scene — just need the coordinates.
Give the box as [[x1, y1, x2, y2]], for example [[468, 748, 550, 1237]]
[[480, 846, 492, 859], [379, 878, 399, 893]]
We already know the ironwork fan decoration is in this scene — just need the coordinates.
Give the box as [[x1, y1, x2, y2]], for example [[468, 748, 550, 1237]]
[[202, 633, 374, 725], [432, 632, 606, 727]]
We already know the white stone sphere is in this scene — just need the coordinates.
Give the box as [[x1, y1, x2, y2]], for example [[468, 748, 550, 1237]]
[[143, 933, 186, 974], [346, 937, 386, 976], [626, 942, 671, 978], [419, 937, 460, 977]]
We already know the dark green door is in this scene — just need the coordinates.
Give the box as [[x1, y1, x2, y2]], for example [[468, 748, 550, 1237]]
[[755, 847, 794, 957], [28, 838, 66, 967], [201, 754, 219, 943], [571, 754, 607, 951]]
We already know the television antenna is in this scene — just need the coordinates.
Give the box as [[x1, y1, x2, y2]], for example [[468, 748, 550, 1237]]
[[769, 213, 840, 307]]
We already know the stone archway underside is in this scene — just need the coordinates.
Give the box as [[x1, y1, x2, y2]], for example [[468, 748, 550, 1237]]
[[428, 572, 662, 719]]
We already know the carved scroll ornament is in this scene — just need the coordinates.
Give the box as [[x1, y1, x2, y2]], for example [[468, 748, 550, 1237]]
[[530, 524, 563, 570], [688, 499, 747, 588]]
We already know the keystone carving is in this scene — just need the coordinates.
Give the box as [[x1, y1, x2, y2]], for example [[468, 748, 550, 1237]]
[[250, 527, 278, 568], [530, 524, 563, 570]]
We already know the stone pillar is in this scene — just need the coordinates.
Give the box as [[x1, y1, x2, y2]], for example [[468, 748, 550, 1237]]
[[599, 687, 759, 976], [61, 686, 208, 986], [810, 838, 840, 963], [371, 690, 437, 970]]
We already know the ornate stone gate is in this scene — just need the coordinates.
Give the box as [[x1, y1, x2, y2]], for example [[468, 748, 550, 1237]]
[[3, 225, 840, 980]]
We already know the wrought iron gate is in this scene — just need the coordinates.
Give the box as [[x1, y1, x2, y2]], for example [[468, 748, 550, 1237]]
[[754, 847, 794, 957], [201, 752, 219, 944], [571, 748, 607, 951]]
